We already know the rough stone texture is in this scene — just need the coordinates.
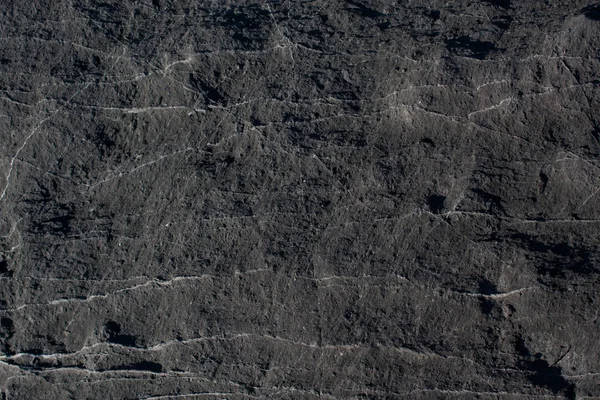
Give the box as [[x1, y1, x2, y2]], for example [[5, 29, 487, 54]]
[[0, 1, 600, 399]]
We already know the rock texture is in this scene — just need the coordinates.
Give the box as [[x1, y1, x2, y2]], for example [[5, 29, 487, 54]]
[[1, 1, 600, 399]]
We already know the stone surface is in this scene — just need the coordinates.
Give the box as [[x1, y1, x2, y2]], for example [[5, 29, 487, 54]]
[[0, 1, 600, 399]]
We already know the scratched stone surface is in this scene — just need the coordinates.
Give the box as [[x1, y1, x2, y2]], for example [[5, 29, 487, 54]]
[[0, 1, 600, 399]]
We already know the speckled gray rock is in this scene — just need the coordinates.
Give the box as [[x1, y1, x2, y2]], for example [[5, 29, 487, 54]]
[[1, 1, 600, 399]]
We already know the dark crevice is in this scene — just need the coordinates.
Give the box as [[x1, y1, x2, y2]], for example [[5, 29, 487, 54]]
[[0, 258, 11, 277], [471, 188, 506, 215], [491, 15, 513, 30], [426, 194, 446, 214], [508, 233, 595, 276], [478, 279, 499, 295], [515, 338, 576, 399], [582, 4, 600, 21], [446, 36, 499, 60], [111, 361, 164, 373], [104, 321, 139, 347], [538, 172, 548, 193]]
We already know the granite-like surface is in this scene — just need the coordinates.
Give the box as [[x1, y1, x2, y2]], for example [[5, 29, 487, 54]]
[[1, 1, 600, 399]]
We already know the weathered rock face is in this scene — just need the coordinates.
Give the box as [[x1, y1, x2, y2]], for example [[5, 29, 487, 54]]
[[0, 0, 599, 398]]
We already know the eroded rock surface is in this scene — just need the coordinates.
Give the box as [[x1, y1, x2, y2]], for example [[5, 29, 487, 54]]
[[1, 1, 600, 399]]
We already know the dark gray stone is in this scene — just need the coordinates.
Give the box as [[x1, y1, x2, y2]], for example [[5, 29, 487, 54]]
[[0, 1, 599, 399]]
